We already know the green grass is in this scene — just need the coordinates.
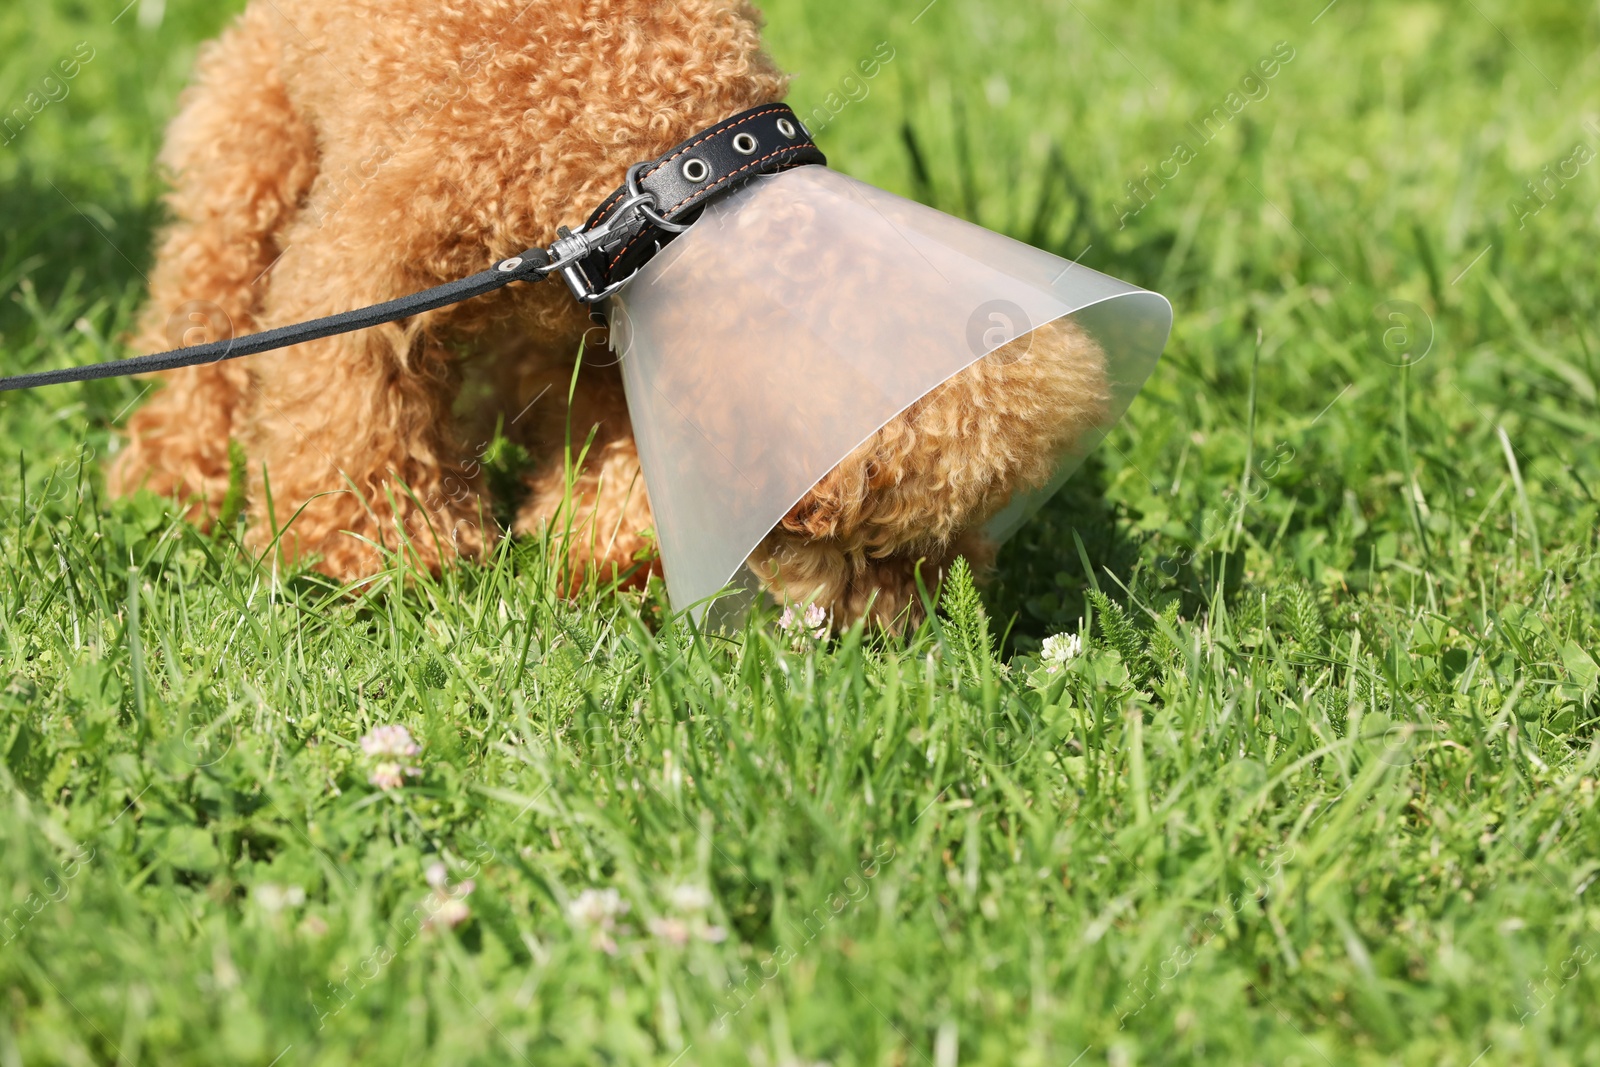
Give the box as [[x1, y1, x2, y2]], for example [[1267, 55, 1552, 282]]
[[4, 0, 1600, 1063]]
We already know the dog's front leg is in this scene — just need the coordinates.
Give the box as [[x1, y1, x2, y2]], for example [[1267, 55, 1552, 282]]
[[513, 361, 657, 593], [242, 266, 486, 581]]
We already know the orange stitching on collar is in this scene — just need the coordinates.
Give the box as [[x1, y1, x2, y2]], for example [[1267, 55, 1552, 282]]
[[606, 142, 812, 272]]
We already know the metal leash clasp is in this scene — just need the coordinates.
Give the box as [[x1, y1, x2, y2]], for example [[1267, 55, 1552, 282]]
[[545, 162, 688, 304]]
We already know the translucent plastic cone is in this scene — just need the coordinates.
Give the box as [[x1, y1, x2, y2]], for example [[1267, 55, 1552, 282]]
[[608, 165, 1172, 618]]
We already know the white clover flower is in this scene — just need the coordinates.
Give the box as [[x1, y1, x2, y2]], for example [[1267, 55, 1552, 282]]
[[360, 724, 421, 758], [647, 915, 692, 947], [668, 883, 713, 914], [369, 762, 403, 790], [421, 866, 475, 932], [802, 603, 827, 638], [359, 725, 423, 790], [368, 761, 422, 791], [648, 914, 729, 946], [429, 894, 472, 930], [568, 887, 630, 953], [568, 887, 628, 926], [252, 883, 306, 913], [647, 884, 727, 945], [1040, 632, 1083, 672], [778, 602, 830, 643]]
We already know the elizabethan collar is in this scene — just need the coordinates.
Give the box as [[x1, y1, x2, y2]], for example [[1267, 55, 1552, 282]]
[[609, 165, 1171, 616]]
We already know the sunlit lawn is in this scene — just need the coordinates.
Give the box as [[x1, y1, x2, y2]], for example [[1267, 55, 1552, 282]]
[[3, 1, 1600, 1063]]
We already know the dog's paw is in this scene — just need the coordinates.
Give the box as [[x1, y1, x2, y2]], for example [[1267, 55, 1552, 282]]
[[748, 530, 994, 632]]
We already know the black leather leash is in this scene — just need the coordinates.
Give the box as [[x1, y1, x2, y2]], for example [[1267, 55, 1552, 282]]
[[0, 104, 824, 394], [0, 255, 551, 392]]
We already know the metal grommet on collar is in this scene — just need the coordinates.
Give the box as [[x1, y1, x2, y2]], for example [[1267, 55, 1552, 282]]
[[569, 103, 826, 308], [497, 257, 523, 272]]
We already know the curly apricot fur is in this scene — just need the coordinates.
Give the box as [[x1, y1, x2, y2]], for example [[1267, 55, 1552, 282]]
[[110, 0, 1109, 623]]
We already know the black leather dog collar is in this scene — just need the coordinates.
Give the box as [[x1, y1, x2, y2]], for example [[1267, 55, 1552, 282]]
[[556, 104, 825, 305], [0, 103, 824, 392]]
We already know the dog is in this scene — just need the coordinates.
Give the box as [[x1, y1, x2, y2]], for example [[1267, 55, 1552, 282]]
[[110, 0, 1109, 627]]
